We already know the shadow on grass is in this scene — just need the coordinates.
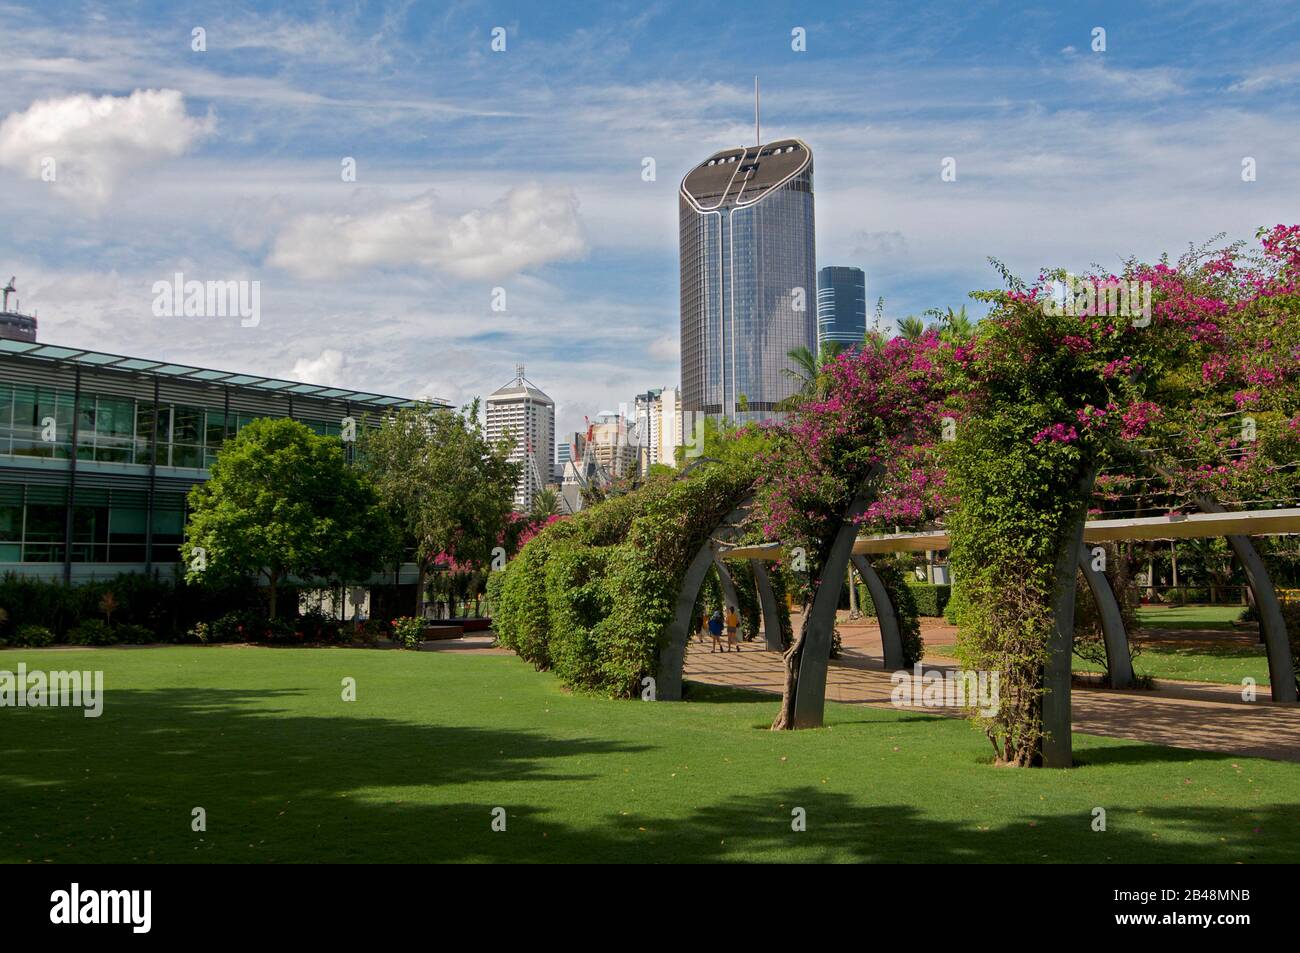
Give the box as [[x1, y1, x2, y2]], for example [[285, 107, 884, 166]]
[[1, 685, 1296, 863]]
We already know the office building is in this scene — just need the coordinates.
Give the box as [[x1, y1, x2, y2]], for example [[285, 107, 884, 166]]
[[0, 338, 431, 582], [817, 265, 867, 349], [679, 138, 817, 423]]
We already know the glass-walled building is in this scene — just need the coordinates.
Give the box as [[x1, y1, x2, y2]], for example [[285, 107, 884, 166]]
[[0, 340, 436, 582], [817, 265, 867, 350], [679, 138, 817, 423]]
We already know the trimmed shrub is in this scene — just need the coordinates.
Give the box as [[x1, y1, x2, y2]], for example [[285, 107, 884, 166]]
[[111, 623, 155, 645], [492, 461, 757, 696], [67, 619, 116, 646], [907, 582, 951, 618], [545, 544, 614, 690], [8, 624, 55, 647]]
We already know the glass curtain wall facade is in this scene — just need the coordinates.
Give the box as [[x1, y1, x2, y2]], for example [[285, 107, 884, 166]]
[[816, 266, 868, 350], [0, 344, 427, 581], [680, 138, 817, 423]]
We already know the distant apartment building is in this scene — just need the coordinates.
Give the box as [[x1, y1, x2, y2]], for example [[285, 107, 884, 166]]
[[632, 389, 662, 475], [627, 386, 689, 472], [817, 265, 867, 349], [588, 411, 638, 479], [484, 365, 554, 512]]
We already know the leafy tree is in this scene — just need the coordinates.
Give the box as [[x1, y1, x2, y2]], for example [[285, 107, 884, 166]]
[[358, 400, 520, 616], [183, 418, 389, 620]]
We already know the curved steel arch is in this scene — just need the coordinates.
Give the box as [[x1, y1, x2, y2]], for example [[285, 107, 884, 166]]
[[850, 554, 906, 670], [655, 500, 752, 701], [1193, 497, 1297, 703], [1077, 542, 1135, 689], [751, 559, 785, 651]]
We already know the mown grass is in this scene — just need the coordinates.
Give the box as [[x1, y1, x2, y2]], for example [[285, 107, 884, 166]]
[[1, 646, 1296, 863]]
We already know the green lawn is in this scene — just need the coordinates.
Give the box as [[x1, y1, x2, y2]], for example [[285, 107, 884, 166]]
[[1135, 604, 1249, 630], [1074, 604, 1271, 686], [1, 646, 1297, 863]]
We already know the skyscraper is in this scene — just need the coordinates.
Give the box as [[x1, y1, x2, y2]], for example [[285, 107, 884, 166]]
[[484, 365, 554, 512], [816, 265, 867, 349], [679, 138, 817, 422]]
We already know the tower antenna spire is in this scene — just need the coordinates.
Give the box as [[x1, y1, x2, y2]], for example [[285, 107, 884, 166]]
[[754, 75, 760, 147]]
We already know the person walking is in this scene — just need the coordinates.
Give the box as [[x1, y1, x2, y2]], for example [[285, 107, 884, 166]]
[[707, 609, 724, 652], [724, 605, 740, 652]]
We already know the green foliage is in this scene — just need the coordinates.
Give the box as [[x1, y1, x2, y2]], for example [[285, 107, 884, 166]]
[[391, 617, 425, 649], [492, 462, 756, 697], [8, 624, 54, 647], [357, 401, 520, 600], [184, 417, 388, 617], [544, 544, 613, 690], [907, 582, 951, 618], [852, 560, 925, 666], [68, 619, 115, 646]]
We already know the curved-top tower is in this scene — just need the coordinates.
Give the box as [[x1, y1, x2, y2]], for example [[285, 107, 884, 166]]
[[679, 138, 816, 423]]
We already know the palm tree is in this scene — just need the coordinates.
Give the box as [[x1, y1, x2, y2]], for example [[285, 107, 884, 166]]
[[895, 315, 927, 341], [781, 342, 846, 407], [936, 305, 975, 344], [529, 488, 560, 521]]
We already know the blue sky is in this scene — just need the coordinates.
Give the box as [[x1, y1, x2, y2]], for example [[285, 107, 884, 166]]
[[2, 0, 1300, 437]]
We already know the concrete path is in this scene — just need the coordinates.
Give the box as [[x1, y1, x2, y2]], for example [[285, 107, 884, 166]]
[[682, 618, 1300, 763]]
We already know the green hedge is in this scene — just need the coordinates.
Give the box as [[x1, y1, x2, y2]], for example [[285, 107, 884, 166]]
[[0, 572, 265, 644], [856, 581, 950, 619], [492, 463, 759, 697]]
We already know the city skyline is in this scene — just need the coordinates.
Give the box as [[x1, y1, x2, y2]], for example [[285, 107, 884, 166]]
[[3, 2, 1300, 438]]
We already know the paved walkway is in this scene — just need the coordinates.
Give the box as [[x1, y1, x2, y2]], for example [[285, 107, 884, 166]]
[[683, 617, 1300, 763]]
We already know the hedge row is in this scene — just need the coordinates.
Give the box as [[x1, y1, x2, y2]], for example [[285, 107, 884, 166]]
[[493, 464, 765, 696], [0, 571, 265, 644], [856, 581, 951, 619]]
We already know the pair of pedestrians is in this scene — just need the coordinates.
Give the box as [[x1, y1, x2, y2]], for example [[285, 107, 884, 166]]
[[703, 607, 741, 652]]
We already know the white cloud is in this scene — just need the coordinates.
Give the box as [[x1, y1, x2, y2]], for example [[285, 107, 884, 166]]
[[0, 88, 213, 207], [648, 334, 678, 361], [266, 184, 587, 281], [286, 349, 346, 387]]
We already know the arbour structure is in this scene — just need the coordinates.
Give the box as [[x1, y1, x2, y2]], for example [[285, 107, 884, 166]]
[[658, 498, 1298, 763]]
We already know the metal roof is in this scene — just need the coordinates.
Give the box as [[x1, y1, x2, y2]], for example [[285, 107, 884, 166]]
[[0, 338, 441, 410]]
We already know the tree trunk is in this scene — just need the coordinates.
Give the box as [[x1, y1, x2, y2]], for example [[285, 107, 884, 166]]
[[771, 601, 812, 730], [268, 571, 279, 620], [415, 561, 426, 618]]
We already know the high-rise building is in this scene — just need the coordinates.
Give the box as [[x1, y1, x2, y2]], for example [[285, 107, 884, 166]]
[[588, 411, 638, 479], [817, 265, 867, 350], [485, 365, 554, 512], [679, 138, 817, 423], [632, 388, 662, 475]]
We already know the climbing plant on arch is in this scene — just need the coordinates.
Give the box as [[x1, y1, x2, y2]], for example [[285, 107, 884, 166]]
[[491, 458, 760, 697], [942, 231, 1300, 767], [752, 333, 950, 729]]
